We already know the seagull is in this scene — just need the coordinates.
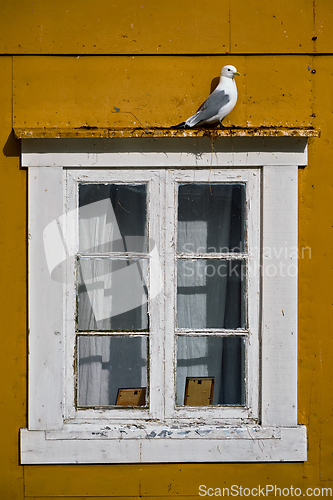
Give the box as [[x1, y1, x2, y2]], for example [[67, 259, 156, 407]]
[[172, 65, 240, 129]]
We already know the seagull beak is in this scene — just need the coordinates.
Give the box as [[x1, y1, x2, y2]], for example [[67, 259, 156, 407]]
[[234, 72, 241, 76]]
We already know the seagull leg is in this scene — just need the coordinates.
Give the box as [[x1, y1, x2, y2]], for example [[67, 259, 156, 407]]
[[219, 119, 225, 129]]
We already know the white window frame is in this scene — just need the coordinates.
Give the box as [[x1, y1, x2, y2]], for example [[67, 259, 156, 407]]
[[64, 169, 164, 423], [64, 168, 259, 425], [164, 169, 260, 423], [20, 138, 307, 464]]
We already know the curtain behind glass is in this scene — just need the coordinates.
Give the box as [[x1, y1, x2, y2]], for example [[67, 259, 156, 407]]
[[77, 184, 148, 406], [176, 336, 245, 406], [79, 184, 147, 253], [177, 183, 244, 254], [176, 184, 246, 406], [78, 336, 147, 407]]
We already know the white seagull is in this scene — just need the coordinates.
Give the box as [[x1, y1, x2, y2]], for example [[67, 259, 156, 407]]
[[173, 65, 240, 129]]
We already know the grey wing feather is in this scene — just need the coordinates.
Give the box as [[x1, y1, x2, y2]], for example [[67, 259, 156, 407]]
[[188, 90, 230, 126]]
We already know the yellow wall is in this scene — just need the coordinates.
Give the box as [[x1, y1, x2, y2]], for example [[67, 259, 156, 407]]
[[1, 1, 333, 498]]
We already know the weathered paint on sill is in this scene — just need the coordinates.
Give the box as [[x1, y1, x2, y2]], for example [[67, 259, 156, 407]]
[[45, 424, 281, 441], [14, 127, 320, 139]]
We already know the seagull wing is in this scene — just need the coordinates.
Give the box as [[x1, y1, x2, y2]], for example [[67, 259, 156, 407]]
[[186, 89, 230, 127]]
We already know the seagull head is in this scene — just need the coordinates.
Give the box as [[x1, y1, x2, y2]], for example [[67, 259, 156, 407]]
[[221, 65, 241, 79]]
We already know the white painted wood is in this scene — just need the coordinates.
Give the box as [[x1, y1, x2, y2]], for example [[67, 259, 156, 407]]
[[164, 169, 260, 422], [64, 170, 164, 422], [20, 426, 307, 463], [261, 165, 298, 427], [45, 424, 281, 440], [163, 169, 178, 420], [28, 167, 64, 430], [64, 168, 261, 424], [22, 151, 307, 168], [149, 170, 166, 419], [21, 137, 308, 168]]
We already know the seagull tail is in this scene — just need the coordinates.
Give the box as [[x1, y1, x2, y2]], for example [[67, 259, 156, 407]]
[[170, 121, 192, 129]]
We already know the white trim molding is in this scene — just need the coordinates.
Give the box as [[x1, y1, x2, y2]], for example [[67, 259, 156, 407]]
[[21, 137, 308, 168], [21, 137, 307, 464], [21, 426, 306, 464]]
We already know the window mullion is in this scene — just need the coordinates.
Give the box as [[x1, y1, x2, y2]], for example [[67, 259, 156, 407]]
[[163, 170, 178, 419], [147, 171, 166, 420]]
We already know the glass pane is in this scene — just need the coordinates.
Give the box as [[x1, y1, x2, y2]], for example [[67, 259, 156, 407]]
[[176, 336, 245, 406], [177, 259, 246, 329], [77, 335, 148, 407], [177, 183, 245, 253], [79, 184, 147, 253], [78, 258, 148, 331]]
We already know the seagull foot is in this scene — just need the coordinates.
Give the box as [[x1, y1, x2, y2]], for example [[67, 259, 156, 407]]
[[170, 122, 192, 130]]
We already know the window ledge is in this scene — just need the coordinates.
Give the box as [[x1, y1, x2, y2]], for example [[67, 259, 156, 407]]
[[14, 126, 320, 140], [20, 425, 307, 464]]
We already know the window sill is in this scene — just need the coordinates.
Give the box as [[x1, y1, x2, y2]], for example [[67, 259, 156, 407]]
[[14, 126, 319, 139], [20, 425, 307, 464]]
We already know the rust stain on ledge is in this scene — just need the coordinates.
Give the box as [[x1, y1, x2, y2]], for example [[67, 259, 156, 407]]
[[14, 127, 320, 139]]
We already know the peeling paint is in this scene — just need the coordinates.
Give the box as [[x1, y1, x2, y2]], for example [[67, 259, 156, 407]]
[[14, 126, 319, 140], [45, 424, 281, 441]]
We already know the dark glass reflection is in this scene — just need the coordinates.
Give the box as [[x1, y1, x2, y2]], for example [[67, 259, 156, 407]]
[[78, 258, 148, 331], [79, 183, 147, 253], [177, 183, 245, 253], [177, 336, 245, 406], [78, 335, 147, 407], [177, 259, 246, 329]]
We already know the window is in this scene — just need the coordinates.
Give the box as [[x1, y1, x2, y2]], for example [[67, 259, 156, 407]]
[[64, 168, 259, 424], [21, 137, 307, 464]]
